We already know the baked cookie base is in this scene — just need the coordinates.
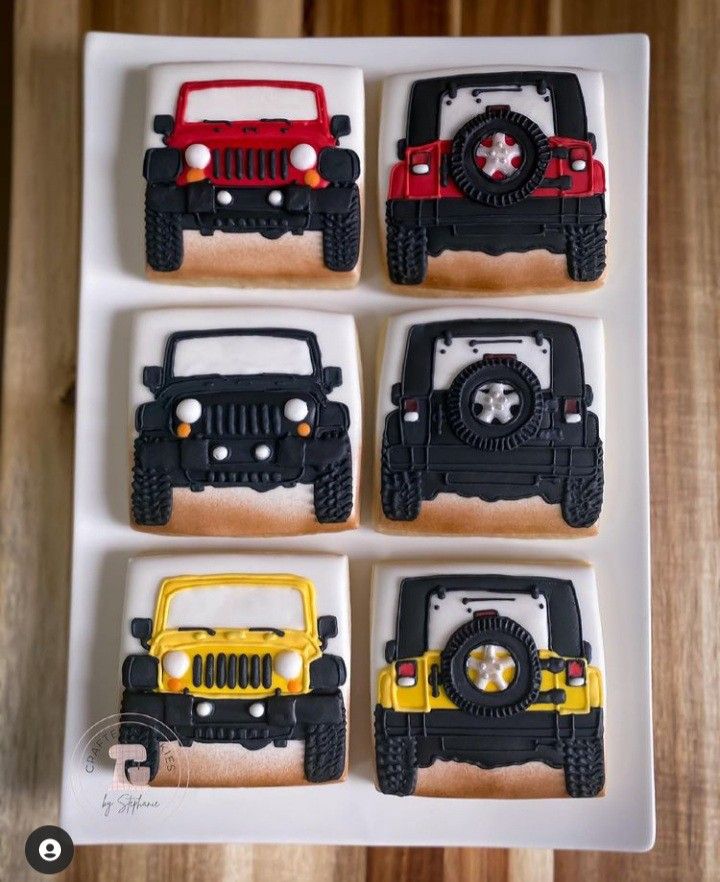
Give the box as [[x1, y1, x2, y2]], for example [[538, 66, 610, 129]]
[[373, 481, 598, 539], [385, 248, 606, 297], [147, 230, 360, 289], [131, 484, 360, 537], [151, 741, 348, 788]]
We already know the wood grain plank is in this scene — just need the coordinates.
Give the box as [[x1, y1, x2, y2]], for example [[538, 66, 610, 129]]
[[553, 0, 720, 879], [0, 1, 82, 881], [89, 0, 304, 37], [460, 0, 555, 35], [307, 0, 462, 36]]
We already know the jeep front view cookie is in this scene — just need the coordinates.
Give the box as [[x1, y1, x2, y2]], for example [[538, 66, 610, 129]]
[[381, 69, 607, 293], [120, 558, 349, 788], [130, 308, 361, 536], [143, 62, 363, 286], [376, 310, 604, 536], [372, 564, 605, 799]]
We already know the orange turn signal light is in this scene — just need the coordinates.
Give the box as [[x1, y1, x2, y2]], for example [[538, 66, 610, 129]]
[[287, 678, 302, 693], [176, 422, 191, 438], [297, 422, 311, 437], [186, 168, 206, 183], [304, 169, 321, 187]]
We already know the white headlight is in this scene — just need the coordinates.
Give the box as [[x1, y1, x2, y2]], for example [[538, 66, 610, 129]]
[[162, 650, 190, 678], [289, 143, 317, 171], [283, 398, 309, 422], [185, 143, 211, 169], [175, 398, 202, 423], [275, 650, 303, 680]]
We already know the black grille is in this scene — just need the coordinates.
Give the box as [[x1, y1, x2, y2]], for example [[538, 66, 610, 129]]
[[211, 147, 290, 182], [192, 652, 273, 689], [203, 402, 283, 437]]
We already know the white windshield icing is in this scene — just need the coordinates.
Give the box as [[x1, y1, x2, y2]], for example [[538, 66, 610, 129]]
[[438, 84, 555, 141], [433, 334, 551, 390], [183, 85, 318, 123], [165, 585, 306, 632], [427, 589, 550, 651], [171, 335, 313, 377]]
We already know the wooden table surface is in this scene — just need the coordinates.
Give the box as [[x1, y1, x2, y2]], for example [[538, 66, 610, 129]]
[[1, 1, 718, 880]]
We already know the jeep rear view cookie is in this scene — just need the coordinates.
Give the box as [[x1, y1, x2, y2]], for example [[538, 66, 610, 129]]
[[132, 327, 354, 532], [143, 67, 362, 283], [384, 70, 606, 290], [374, 574, 605, 798], [120, 572, 347, 786], [380, 317, 604, 531]]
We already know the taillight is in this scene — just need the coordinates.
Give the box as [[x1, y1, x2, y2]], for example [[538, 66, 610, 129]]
[[566, 659, 586, 686], [410, 151, 431, 175], [563, 397, 582, 423], [402, 398, 419, 423], [569, 146, 588, 172], [396, 660, 417, 687]]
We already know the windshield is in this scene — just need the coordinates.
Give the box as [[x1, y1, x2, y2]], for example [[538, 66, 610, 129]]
[[433, 334, 551, 390], [171, 334, 314, 378], [165, 584, 306, 632], [438, 84, 556, 140], [427, 588, 550, 651], [182, 84, 319, 123]]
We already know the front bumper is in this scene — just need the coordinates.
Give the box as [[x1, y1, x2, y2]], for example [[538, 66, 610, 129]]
[[121, 689, 345, 745], [135, 434, 346, 489], [148, 182, 357, 234], [378, 706, 603, 770], [386, 195, 606, 257]]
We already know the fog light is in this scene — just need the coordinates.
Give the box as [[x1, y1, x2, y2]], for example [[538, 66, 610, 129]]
[[212, 445, 229, 461], [253, 444, 272, 461], [268, 190, 283, 206], [248, 702, 265, 718], [195, 701, 214, 718], [216, 190, 233, 205]]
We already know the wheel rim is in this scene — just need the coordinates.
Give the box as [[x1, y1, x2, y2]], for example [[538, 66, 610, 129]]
[[472, 381, 522, 425], [465, 643, 517, 692], [475, 132, 523, 180]]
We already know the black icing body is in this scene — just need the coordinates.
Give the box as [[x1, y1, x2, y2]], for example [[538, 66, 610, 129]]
[[132, 328, 353, 527], [386, 71, 606, 284], [380, 318, 604, 528], [374, 575, 605, 797]]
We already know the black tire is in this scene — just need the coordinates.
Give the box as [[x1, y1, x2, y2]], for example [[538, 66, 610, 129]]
[[386, 214, 428, 285], [446, 357, 544, 452], [374, 706, 418, 796], [440, 616, 541, 718], [450, 108, 550, 207], [304, 707, 347, 783], [118, 723, 160, 784], [565, 222, 607, 282], [145, 200, 183, 272], [381, 444, 422, 521], [563, 736, 605, 797], [322, 185, 361, 272], [313, 442, 353, 523], [132, 444, 173, 526], [561, 443, 604, 528]]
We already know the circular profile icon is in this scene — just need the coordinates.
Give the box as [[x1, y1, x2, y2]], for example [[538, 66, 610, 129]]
[[25, 825, 74, 874]]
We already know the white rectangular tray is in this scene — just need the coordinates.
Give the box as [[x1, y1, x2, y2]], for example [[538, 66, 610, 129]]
[[61, 32, 652, 850]]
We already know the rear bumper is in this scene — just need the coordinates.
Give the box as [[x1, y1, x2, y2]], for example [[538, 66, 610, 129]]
[[377, 706, 603, 769], [148, 182, 356, 234], [121, 689, 345, 745], [135, 434, 347, 489], [386, 195, 605, 256], [384, 440, 600, 503]]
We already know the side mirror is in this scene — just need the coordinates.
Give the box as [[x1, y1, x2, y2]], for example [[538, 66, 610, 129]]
[[131, 617, 153, 650], [583, 640, 593, 663], [153, 114, 174, 137], [390, 382, 402, 406], [396, 138, 407, 160], [330, 114, 351, 140], [384, 640, 397, 663], [317, 615, 338, 649], [142, 365, 164, 394], [322, 366, 342, 392]]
